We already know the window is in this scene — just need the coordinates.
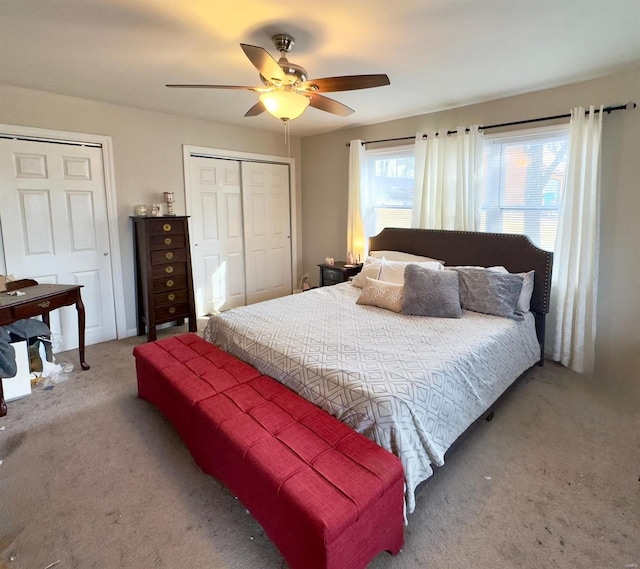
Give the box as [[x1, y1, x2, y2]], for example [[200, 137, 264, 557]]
[[364, 146, 415, 238], [479, 126, 569, 251]]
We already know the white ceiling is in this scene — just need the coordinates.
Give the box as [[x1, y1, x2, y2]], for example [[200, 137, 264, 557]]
[[1, 0, 639, 137]]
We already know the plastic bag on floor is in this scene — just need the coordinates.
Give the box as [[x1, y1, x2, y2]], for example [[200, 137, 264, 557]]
[[38, 336, 72, 386]]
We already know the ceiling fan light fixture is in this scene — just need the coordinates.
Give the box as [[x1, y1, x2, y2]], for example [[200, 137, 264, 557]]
[[259, 88, 310, 122]]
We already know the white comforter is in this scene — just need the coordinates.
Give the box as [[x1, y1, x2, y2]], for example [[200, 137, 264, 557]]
[[203, 283, 540, 514]]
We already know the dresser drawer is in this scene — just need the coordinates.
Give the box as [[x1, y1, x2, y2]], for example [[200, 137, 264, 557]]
[[153, 275, 187, 292], [145, 219, 186, 236], [150, 233, 186, 250], [154, 302, 190, 322], [153, 289, 189, 307], [151, 262, 187, 279], [151, 248, 187, 265]]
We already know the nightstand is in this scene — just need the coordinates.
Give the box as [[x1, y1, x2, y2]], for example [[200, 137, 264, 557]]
[[318, 262, 363, 286]]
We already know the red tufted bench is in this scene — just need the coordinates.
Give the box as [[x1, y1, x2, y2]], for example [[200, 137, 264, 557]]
[[133, 333, 404, 569]]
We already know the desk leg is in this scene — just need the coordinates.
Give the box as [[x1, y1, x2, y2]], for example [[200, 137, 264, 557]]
[[76, 293, 90, 370], [0, 381, 6, 417]]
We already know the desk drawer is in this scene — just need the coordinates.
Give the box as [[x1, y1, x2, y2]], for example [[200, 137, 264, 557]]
[[11, 304, 49, 320], [9, 290, 79, 320], [151, 248, 187, 265]]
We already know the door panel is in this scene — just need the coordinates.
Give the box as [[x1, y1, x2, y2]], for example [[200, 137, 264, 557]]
[[0, 139, 117, 351], [241, 162, 292, 304], [188, 157, 245, 314]]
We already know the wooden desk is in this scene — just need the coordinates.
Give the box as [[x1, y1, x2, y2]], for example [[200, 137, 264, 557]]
[[0, 283, 90, 371]]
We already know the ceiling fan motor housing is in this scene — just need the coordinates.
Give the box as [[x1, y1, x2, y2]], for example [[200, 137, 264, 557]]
[[256, 34, 308, 86], [272, 33, 294, 53]]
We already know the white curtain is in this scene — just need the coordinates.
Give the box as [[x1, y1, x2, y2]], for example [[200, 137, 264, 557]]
[[347, 139, 368, 260], [412, 126, 483, 230], [549, 105, 603, 374]]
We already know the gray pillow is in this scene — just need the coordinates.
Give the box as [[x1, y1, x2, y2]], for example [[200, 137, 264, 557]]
[[401, 264, 462, 318], [452, 267, 524, 320]]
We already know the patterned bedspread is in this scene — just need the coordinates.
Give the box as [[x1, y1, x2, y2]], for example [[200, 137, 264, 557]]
[[203, 282, 540, 514]]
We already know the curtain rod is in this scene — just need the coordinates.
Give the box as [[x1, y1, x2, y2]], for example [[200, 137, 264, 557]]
[[345, 102, 636, 147]]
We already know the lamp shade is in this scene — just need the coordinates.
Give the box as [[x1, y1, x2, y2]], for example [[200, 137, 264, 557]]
[[260, 89, 310, 122]]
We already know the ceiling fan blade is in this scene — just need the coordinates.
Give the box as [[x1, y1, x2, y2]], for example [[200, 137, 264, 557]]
[[240, 43, 287, 85], [300, 74, 390, 93], [166, 84, 256, 90], [245, 101, 266, 117], [308, 93, 354, 117]]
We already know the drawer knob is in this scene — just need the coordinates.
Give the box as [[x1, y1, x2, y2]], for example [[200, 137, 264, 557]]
[[169, 307, 176, 314], [163, 223, 172, 232], [167, 293, 175, 301], [165, 251, 174, 260], [164, 237, 172, 245], [166, 279, 174, 288], [37, 301, 51, 309], [165, 266, 174, 274]]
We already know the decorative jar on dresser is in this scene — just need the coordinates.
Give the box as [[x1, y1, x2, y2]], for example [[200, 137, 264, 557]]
[[132, 215, 197, 341]]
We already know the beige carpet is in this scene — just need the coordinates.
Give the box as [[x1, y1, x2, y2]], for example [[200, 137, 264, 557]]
[[1, 326, 638, 569]]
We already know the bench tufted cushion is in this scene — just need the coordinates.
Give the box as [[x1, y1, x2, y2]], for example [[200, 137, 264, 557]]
[[134, 334, 404, 569]]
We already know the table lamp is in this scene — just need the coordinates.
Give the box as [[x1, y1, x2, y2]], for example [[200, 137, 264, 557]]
[[163, 192, 175, 216]]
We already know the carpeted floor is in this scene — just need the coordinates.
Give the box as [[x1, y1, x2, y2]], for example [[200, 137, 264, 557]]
[[1, 325, 638, 569]]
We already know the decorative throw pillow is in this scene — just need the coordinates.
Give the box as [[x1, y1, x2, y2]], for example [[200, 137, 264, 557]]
[[462, 266, 535, 315], [378, 259, 444, 285], [356, 277, 404, 313], [401, 264, 462, 318], [369, 250, 444, 264], [452, 267, 524, 320], [351, 257, 383, 288]]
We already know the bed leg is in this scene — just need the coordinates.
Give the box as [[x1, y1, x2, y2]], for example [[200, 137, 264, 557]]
[[485, 410, 494, 422]]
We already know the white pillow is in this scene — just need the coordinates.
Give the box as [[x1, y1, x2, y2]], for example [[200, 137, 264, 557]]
[[351, 258, 383, 288], [356, 277, 404, 313], [378, 259, 444, 285], [369, 250, 444, 264], [515, 270, 535, 314]]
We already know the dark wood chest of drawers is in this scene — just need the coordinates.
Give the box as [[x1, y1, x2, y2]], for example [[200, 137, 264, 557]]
[[132, 216, 197, 341]]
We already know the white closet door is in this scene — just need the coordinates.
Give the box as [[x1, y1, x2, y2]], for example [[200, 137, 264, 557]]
[[241, 162, 292, 305], [188, 156, 245, 314], [0, 138, 117, 350]]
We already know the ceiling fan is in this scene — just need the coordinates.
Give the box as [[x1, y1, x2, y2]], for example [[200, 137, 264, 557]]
[[166, 34, 390, 122]]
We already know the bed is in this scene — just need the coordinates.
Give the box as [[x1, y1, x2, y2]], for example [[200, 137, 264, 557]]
[[203, 228, 553, 514]]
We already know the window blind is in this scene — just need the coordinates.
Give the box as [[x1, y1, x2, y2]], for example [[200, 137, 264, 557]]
[[480, 127, 569, 251]]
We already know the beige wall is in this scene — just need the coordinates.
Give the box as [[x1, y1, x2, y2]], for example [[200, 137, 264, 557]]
[[301, 67, 640, 382], [0, 83, 302, 335]]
